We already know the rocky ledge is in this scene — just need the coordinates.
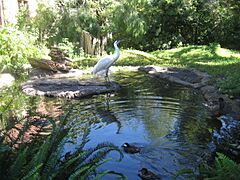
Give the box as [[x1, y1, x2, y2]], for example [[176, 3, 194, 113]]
[[21, 79, 121, 99], [138, 66, 240, 119], [139, 66, 240, 160]]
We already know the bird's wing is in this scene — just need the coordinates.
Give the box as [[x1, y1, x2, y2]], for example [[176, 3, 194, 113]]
[[92, 56, 114, 74]]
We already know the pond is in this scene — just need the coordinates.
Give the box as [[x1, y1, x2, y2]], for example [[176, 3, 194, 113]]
[[59, 71, 216, 179], [1, 71, 219, 179]]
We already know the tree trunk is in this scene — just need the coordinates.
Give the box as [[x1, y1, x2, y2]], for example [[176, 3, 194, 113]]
[[0, 0, 4, 27], [80, 30, 108, 56]]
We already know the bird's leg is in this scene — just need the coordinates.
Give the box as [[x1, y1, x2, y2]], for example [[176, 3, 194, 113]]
[[105, 69, 111, 86]]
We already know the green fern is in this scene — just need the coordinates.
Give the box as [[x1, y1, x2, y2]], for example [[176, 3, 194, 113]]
[[69, 158, 112, 180], [0, 104, 124, 180], [9, 147, 28, 179], [21, 163, 42, 180], [94, 170, 127, 180], [205, 153, 240, 180]]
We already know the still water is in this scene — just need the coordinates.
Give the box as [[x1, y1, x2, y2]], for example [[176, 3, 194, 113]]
[[1, 71, 217, 179], [56, 71, 216, 179]]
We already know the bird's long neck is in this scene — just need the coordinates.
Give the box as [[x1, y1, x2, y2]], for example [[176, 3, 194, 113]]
[[113, 43, 120, 62]]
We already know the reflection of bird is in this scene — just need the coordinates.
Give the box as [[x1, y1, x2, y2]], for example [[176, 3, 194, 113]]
[[92, 40, 121, 81], [138, 168, 161, 180], [122, 143, 141, 154], [94, 93, 122, 134], [95, 107, 122, 134]]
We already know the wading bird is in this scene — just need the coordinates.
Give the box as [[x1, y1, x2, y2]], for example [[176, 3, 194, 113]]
[[92, 40, 121, 81]]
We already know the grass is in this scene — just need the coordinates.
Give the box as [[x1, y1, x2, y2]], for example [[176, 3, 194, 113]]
[[74, 43, 240, 97], [150, 44, 240, 97]]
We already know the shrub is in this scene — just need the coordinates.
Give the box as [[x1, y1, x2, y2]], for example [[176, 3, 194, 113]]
[[0, 27, 48, 74]]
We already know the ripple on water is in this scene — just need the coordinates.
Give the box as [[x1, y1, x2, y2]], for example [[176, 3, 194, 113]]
[[60, 71, 215, 179]]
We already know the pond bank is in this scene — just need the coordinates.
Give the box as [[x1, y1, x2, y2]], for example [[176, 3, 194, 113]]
[[138, 66, 240, 120], [21, 66, 240, 160], [22, 66, 240, 119], [137, 65, 240, 160]]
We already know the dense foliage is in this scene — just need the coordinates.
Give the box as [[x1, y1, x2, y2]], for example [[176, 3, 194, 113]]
[[0, 27, 48, 74], [20, 0, 240, 51], [1, 1, 239, 179]]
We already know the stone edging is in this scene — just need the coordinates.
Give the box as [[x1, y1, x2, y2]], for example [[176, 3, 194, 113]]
[[138, 66, 240, 120]]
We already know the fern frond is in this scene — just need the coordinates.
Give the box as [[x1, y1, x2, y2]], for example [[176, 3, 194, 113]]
[[69, 158, 112, 179], [52, 153, 83, 179], [21, 163, 42, 180], [27, 137, 51, 170], [9, 147, 28, 179], [206, 153, 240, 180], [78, 126, 90, 151], [93, 170, 127, 180], [78, 142, 123, 164], [40, 149, 61, 179]]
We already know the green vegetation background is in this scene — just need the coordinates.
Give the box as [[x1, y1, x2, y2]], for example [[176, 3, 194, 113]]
[[1, 0, 240, 97], [1, 0, 240, 179]]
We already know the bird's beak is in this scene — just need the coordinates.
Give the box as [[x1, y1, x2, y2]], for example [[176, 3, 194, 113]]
[[118, 40, 124, 44]]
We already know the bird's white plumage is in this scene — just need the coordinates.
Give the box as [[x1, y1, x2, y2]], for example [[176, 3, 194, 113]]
[[92, 40, 121, 76]]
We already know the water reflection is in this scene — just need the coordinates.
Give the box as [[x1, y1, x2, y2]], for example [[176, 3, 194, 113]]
[[7, 71, 218, 179], [94, 94, 122, 134], [57, 71, 219, 179]]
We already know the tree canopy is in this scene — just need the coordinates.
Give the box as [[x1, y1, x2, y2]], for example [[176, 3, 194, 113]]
[[12, 0, 239, 51]]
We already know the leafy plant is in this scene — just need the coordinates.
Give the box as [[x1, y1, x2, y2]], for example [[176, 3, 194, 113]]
[[0, 27, 48, 74]]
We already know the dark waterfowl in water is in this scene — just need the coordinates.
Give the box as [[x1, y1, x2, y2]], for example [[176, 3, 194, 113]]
[[138, 168, 161, 180], [122, 142, 141, 154]]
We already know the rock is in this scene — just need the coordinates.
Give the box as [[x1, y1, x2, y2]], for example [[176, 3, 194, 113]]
[[213, 116, 240, 161], [21, 79, 121, 99], [49, 46, 72, 64], [29, 68, 56, 79], [201, 85, 217, 95], [0, 73, 15, 89], [138, 66, 240, 119], [29, 68, 86, 80], [138, 66, 208, 88], [28, 57, 71, 72]]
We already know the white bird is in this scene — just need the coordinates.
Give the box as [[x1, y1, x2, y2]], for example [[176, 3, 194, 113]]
[[92, 40, 121, 81]]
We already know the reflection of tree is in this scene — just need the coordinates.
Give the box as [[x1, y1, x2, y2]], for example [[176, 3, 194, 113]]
[[114, 71, 213, 143], [138, 97, 178, 139], [173, 94, 212, 144]]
